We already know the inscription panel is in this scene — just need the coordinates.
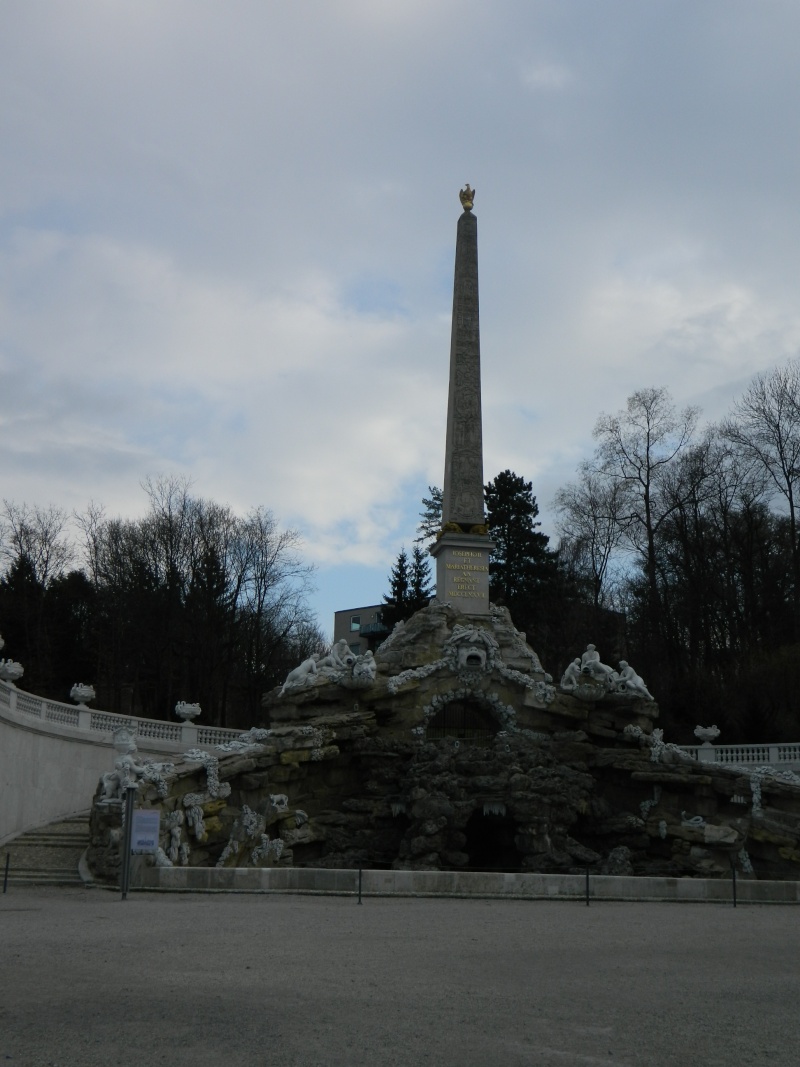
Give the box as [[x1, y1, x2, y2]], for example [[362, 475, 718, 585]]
[[432, 540, 492, 615]]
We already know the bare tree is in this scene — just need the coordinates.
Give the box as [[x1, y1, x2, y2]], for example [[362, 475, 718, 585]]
[[722, 358, 800, 634], [0, 501, 75, 687], [554, 463, 626, 612], [592, 387, 700, 647], [0, 501, 73, 586]]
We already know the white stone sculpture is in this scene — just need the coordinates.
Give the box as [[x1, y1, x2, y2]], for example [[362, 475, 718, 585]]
[[0, 659, 24, 684], [281, 638, 365, 694], [681, 812, 706, 828], [649, 727, 695, 766], [280, 656, 318, 694], [185, 804, 207, 841], [182, 748, 212, 762], [624, 723, 647, 745], [175, 701, 201, 722], [443, 625, 500, 682], [317, 639, 357, 675], [215, 727, 271, 753], [580, 644, 616, 682], [70, 682, 96, 706], [165, 810, 184, 863], [738, 849, 754, 874], [97, 727, 151, 802], [139, 761, 175, 799], [694, 725, 720, 745], [251, 834, 284, 865], [615, 661, 654, 701], [98, 750, 148, 802], [342, 650, 378, 690], [560, 658, 582, 691]]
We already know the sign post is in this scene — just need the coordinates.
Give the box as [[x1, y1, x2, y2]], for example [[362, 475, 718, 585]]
[[120, 785, 136, 901], [120, 797, 159, 900]]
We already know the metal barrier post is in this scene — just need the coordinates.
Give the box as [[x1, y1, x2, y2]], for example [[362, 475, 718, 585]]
[[731, 860, 737, 908], [358, 867, 363, 905], [585, 867, 590, 906], [3, 852, 9, 894], [120, 785, 136, 900]]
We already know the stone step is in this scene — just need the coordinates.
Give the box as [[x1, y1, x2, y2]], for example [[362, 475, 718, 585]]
[[4, 873, 85, 886], [11, 832, 89, 847], [5, 866, 84, 876], [2, 813, 92, 887], [3, 845, 89, 868]]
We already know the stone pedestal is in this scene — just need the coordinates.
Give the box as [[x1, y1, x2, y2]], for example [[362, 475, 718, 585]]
[[430, 532, 494, 615]]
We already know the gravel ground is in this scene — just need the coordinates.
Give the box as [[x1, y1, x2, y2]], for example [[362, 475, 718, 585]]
[[1, 886, 797, 1067]]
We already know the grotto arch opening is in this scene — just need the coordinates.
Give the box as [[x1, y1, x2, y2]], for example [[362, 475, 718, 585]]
[[425, 699, 498, 744]]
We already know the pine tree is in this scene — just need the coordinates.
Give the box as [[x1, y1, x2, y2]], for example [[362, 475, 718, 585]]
[[382, 547, 411, 628], [484, 470, 556, 616], [382, 545, 434, 627], [408, 545, 434, 610], [414, 486, 443, 545]]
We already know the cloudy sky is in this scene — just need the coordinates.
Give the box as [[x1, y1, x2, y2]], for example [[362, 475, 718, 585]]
[[3, 1, 800, 636]]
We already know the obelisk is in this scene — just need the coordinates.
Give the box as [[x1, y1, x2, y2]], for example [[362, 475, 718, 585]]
[[429, 185, 494, 615]]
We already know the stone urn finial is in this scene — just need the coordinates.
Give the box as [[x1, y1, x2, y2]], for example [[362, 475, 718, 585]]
[[70, 682, 96, 707], [175, 701, 202, 723], [694, 724, 720, 746], [0, 659, 24, 685]]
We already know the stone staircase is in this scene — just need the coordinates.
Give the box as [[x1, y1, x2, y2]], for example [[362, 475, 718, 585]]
[[1, 813, 91, 888]]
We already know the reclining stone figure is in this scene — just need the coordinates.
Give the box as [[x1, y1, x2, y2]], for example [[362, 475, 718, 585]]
[[580, 644, 616, 683]]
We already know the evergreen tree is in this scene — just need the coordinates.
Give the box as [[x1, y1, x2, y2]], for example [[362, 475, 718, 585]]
[[382, 548, 410, 628], [415, 486, 443, 546], [409, 545, 434, 610], [382, 545, 434, 627], [484, 470, 557, 617]]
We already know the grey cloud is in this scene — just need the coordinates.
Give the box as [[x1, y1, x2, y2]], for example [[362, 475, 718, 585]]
[[2, 1, 800, 621]]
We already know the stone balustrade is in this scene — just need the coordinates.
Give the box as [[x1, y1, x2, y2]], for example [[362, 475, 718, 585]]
[[0, 680, 240, 751], [679, 742, 800, 771]]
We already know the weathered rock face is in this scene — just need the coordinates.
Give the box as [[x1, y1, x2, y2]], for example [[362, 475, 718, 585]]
[[87, 602, 800, 881]]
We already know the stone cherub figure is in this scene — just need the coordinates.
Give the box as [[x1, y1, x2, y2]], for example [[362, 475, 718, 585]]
[[98, 750, 147, 802], [352, 649, 377, 684]]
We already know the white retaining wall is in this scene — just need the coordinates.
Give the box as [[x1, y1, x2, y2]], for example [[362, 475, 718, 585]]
[[0, 681, 239, 845]]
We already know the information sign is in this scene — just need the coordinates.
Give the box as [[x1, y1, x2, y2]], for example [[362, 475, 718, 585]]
[[131, 809, 160, 854]]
